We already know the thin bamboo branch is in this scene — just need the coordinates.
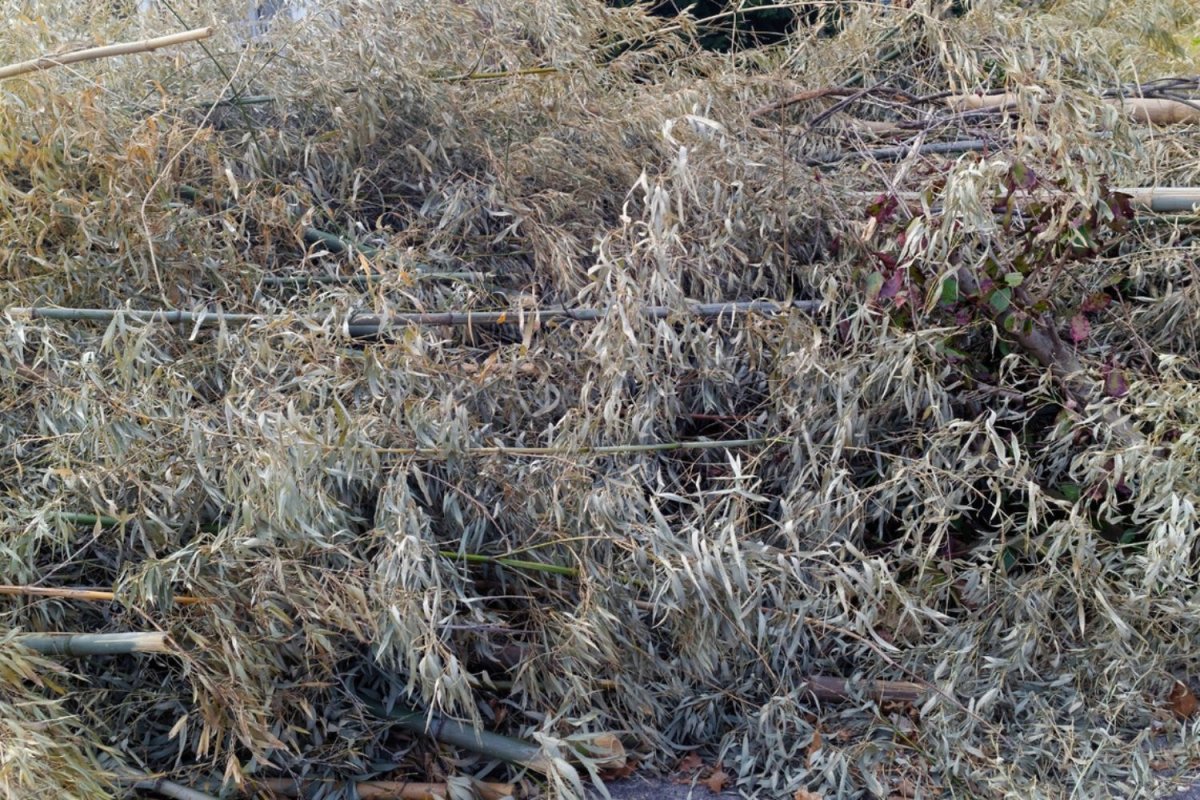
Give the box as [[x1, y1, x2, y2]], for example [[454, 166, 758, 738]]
[[0, 584, 209, 606], [373, 436, 776, 458], [0, 28, 214, 80], [441, 66, 560, 82], [45, 511, 580, 577], [438, 551, 578, 577], [7, 301, 820, 336], [249, 778, 515, 800], [810, 138, 992, 167], [48, 511, 221, 535], [16, 632, 173, 657], [260, 272, 485, 287]]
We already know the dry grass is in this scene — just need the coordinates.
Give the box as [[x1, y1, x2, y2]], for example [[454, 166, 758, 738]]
[[3, 0, 1200, 798]]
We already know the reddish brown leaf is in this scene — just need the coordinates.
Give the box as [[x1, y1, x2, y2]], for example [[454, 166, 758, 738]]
[[703, 766, 730, 794], [1067, 314, 1091, 343], [600, 756, 639, 781], [1169, 681, 1198, 719], [805, 728, 822, 768], [1081, 292, 1111, 312], [673, 752, 704, 782], [794, 790, 824, 800]]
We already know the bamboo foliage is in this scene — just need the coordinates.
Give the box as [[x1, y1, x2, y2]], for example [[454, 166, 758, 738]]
[[4, 0, 1200, 799]]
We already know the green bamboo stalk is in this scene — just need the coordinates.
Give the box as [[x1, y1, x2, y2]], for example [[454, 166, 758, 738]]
[[177, 185, 375, 256], [437, 550, 578, 577], [117, 768, 218, 800], [8, 301, 820, 335], [260, 272, 484, 287], [359, 698, 552, 772], [53, 510, 124, 527], [203, 94, 275, 107], [377, 436, 777, 458], [301, 225, 375, 255], [45, 512, 580, 577], [16, 631, 172, 656], [47, 512, 221, 534]]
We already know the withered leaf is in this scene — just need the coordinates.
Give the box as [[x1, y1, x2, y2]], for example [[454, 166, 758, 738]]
[[704, 766, 730, 794], [1169, 681, 1198, 719]]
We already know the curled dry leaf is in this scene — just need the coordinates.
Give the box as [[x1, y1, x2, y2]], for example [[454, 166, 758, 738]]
[[1169, 681, 1198, 719]]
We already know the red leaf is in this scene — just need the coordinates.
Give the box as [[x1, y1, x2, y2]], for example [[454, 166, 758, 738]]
[[1068, 314, 1091, 343]]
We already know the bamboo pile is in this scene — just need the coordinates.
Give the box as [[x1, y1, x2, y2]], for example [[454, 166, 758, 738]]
[[4, 1, 1200, 799]]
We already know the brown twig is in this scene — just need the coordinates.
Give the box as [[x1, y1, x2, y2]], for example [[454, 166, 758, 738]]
[[750, 86, 846, 118]]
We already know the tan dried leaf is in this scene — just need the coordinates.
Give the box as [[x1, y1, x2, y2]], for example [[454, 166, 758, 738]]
[[805, 728, 822, 767], [703, 766, 730, 794]]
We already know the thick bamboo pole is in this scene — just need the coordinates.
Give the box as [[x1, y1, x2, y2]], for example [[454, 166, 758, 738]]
[[16, 631, 172, 656], [0, 584, 209, 606], [848, 187, 1200, 214], [362, 700, 553, 773], [946, 92, 1200, 126], [0, 28, 214, 80]]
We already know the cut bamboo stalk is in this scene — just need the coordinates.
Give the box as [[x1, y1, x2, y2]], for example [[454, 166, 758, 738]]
[[176, 185, 376, 257], [362, 699, 625, 775], [362, 700, 554, 773], [0, 584, 209, 606], [848, 187, 1200, 214], [16, 631, 173, 657], [7, 300, 821, 335], [251, 778, 515, 800], [802, 675, 927, 704], [945, 92, 1200, 126], [0, 28, 214, 80], [118, 768, 219, 800]]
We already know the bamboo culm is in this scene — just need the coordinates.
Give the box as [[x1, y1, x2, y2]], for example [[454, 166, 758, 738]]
[[8, 299, 822, 336]]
